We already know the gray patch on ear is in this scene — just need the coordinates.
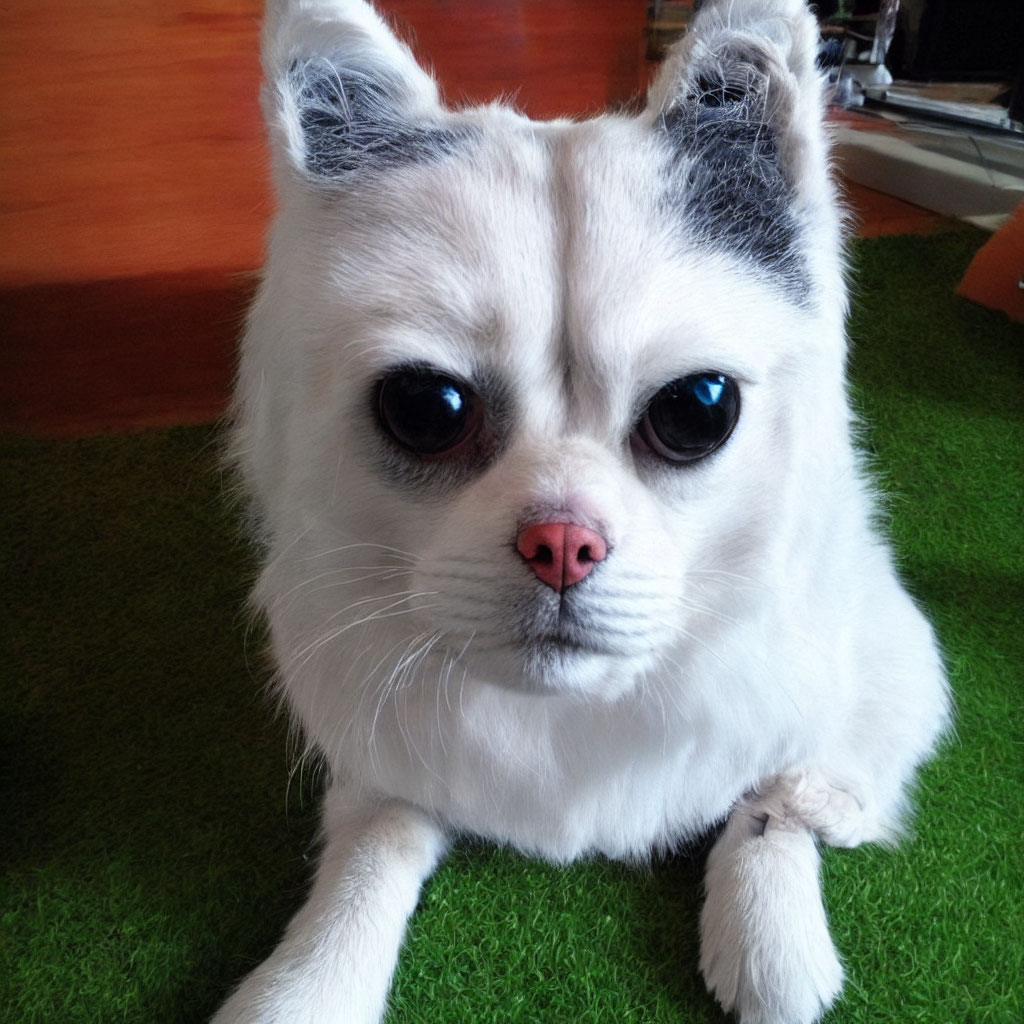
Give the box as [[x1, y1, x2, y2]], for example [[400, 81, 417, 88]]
[[290, 57, 468, 179], [659, 60, 810, 303]]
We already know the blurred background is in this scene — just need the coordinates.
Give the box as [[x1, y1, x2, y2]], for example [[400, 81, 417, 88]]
[[1, 0, 1022, 436]]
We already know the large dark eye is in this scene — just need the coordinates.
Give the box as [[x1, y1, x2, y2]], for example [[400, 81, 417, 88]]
[[633, 373, 740, 463], [377, 368, 481, 456]]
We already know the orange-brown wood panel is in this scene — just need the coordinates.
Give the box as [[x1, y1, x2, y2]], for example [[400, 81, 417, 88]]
[[0, 0, 267, 288], [0, 0, 946, 436], [0, 0, 649, 290]]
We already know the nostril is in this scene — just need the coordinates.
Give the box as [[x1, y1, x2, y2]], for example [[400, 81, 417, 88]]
[[533, 543, 554, 565], [565, 526, 607, 572]]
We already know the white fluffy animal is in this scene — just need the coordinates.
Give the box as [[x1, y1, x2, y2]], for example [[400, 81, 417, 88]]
[[217, 0, 950, 1021]]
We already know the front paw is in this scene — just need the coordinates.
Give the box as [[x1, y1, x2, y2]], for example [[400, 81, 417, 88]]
[[756, 768, 874, 848], [700, 813, 843, 1024], [210, 953, 385, 1024]]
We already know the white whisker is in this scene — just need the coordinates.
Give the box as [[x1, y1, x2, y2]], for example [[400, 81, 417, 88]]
[[297, 542, 420, 564], [286, 591, 439, 672]]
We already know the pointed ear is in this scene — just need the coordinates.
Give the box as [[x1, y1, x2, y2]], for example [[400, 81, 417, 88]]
[[262, 0, 457, 184], [644, 0, 833, 299]]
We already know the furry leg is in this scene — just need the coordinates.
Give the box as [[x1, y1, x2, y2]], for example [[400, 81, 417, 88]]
[[212, 783, 448, 1024], [699, 804, 843, 1024]]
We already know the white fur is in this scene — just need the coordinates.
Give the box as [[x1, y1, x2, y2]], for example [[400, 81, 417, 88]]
[[215, 0, 950, 1021], [700, 802, 843, 1023]]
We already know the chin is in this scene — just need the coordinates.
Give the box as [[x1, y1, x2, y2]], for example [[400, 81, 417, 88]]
[[470, 639, 648, 702]]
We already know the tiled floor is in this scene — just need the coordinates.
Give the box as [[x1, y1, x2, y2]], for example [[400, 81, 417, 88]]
[[0, 0, 951, 436]]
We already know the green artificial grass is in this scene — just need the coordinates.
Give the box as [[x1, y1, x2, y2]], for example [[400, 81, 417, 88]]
[[2, 228, 1022, 1023]]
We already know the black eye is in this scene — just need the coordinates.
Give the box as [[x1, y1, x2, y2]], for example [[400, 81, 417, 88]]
[[634, 373, 740, 464], [377, 368, 481, 456]]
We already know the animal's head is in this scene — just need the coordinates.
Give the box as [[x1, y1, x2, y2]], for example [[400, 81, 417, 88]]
[[236, 0, 854, 708]]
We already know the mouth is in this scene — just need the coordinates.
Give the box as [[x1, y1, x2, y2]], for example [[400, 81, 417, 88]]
[[431, 586, 655, 697], [446, 620, 648, 701], [527, 632, 615, 657], [507, 589, 652, 663], [518, 619, 630, 675], [469, 630, 615, 663]]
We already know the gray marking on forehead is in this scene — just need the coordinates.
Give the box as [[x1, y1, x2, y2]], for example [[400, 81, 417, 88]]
[[658, 62, 810, 304], [549, 126, 592, 422], [289, 57, 472, 180]]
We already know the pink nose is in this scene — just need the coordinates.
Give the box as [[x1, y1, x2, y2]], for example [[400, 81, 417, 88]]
[[516, 522, 608, 593]]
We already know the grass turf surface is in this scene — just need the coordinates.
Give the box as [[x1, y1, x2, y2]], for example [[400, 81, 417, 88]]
[[2, 229, 1022, 1023]]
